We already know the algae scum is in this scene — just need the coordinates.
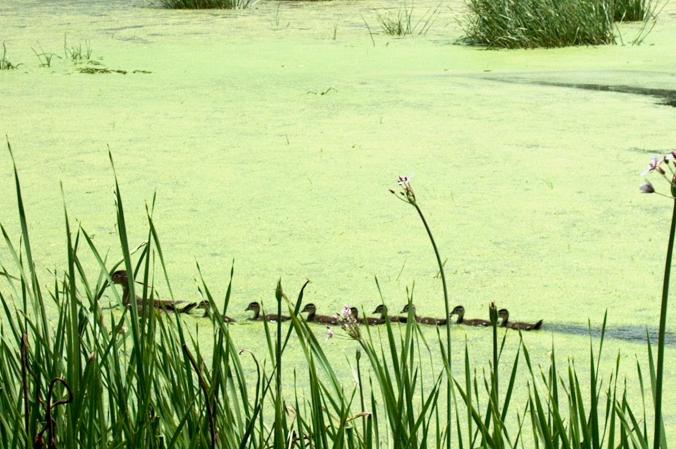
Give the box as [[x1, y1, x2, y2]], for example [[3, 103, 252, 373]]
[[2, 0, 676, 440]]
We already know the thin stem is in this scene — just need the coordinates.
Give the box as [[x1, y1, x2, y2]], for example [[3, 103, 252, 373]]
[[653, 198, 676, 449], [412, 202, 451, 449], [21, 333, 29, 448]]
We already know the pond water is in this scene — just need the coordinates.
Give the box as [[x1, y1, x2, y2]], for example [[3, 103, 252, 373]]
[[1, 0, 676, 441]]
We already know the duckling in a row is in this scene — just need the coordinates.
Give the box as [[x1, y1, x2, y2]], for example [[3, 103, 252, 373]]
[[400, 304, 446, 325], [498, 308, 542, 331], [111, 270, 208, 314], [450, 305, 490, 327], [300, 303, 339, 325], [372, 304, 407, 323], [350, 307, 385, 325], [245, 301, 290, 322], [110, 270, 235, 320]]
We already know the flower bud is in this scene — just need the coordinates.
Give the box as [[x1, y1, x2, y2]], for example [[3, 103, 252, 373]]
[[640, 183, 655, 194]]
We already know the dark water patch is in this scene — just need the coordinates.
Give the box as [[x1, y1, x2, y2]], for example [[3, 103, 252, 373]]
[[533, 81, 676, 108], [545, 323, 676, 347], [475, 75, 676, 108]]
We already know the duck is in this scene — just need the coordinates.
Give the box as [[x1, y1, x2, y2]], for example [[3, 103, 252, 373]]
[[400, 304, 446, 325], [110, 270, 231, 320], [349, 307, 384, 325], [245, 301, 290, 322], [300, 303, 339, 325], [498, 308, 543, 331], [450, 305, 490, 327], [372, 304, 407, 323]]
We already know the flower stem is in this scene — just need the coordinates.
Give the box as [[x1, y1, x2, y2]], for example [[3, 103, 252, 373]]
[[653, 199, 675, 449], [412, 203, 452, 449]]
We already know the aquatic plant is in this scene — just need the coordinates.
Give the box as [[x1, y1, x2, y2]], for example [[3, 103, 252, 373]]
[[462, 0, 615, 48], [376, 4, 439, 37], [31, 46, 59, 68], [0, 42, 20, 70], [158, 0, 256, 10], [639, 152, 676, 449], [0, 139, 666, 448], [377, 8, 413, 36], [64, 35, 94, 64]]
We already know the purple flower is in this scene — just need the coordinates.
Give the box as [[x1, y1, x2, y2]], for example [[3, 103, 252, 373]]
[[640, 183, 655, 194], [641, 157, 663, 176], [392, 175, 417, 204], [397, 175, 412, 188], [341, 305, 353, 320]]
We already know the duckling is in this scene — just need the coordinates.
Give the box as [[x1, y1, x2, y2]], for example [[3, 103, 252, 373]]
[[300, 303, 339, 325], [498, 308, 543, 331], [400, 304, 446, 325], [111, 270, 231, 320], [111, 270, 192, 313], [350, 307, 384, 325], [245, 301, 290, 322], [450, 305, 490, 327], [373, 304, 407, 323]]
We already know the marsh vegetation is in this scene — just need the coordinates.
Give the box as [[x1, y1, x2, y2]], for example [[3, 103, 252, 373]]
[[0, 146, 672, 448]]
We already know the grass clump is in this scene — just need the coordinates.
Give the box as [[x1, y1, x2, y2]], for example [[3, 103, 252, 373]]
[[32, 45, 59, 68], [64, 36, 94, 64], [462, 0, 615, 48], [376, 4, 439, 37], [0, 43, 20, 70], [159, 0, 256, 9]]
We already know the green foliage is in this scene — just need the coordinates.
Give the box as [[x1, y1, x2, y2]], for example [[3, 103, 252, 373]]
[[612, 0, 652, 21], [462, 0, 615, 48]]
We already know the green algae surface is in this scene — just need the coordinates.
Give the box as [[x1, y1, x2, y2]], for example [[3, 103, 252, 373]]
[[1, 0, 676, 440]]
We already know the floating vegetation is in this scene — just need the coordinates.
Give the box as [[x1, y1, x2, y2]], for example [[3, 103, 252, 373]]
[[462, 0, 615, 48], [159, 0, 257, 9], [0, 42, 20, 70], [78, 67, 128, 75], [77, 66, 152, 75], [306, 87, 336, 96]]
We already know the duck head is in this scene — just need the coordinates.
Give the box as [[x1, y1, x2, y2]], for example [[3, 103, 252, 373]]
[[373, 304, 387, 315], [301, 303, 316, 314], [450, 305, 465, 316], [111, 270, 129, 285], [400, 303, 416, 314], [245, 301, 260, 312], [498, 308, 509, 322]]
